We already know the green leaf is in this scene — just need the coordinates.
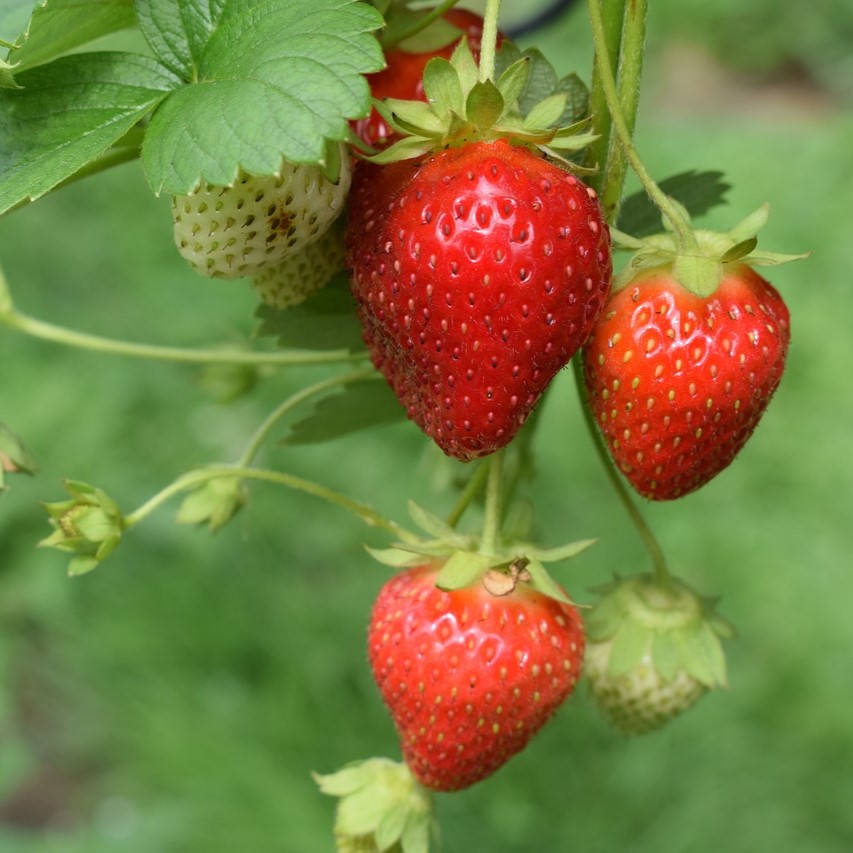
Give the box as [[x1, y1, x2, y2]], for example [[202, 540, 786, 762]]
[[727, 203, 770, 242], [254, 273, 365, 352], [721, 236, 758, 263], [0, 51, 178, 215], [618, 170, 731, 238], [673, 253, 722, 298], [140, 0, 384, 194], [651, 630, 682, 683], [514, 48, 557, 116], [4, 0, 135, 79], [134, 0, 215, 80], [375, 800, 409, 850], [283, 379, 405, 445]]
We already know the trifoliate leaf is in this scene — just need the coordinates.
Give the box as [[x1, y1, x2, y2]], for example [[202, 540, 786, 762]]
[[282, 379, 405, 445], [617, 170, 731, 238], [0, 51, 178, 215], [141, 0, 384, 194], [2, 0, 135, 81], [254, 273, 365, 352]]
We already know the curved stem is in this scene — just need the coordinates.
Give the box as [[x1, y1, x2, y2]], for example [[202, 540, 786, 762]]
[[586, 0, 695, 251], [0, 303, 367, 368], [478, 450, 505, 556], [237, 369, 379, 467], [446, 460, 489, 529], [478, 0, 502, 82], [124, 465, 417, 543], [572, 357, 670, 585]]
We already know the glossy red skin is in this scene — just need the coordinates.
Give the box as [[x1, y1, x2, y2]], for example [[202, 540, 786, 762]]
[[583, 265, 791, 500], [368, 564, 585, 792], [352, 9, 499, 149], [346, 139, 612, 460]]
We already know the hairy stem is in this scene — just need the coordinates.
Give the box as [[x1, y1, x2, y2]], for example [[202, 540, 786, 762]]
[[478, 0, 502, 82], [0, 302, 367, 368], [125, 465, 417, 543], [446, 460, 489, 529], [479, 450, 505, 556], [572, 357, 670, 585], [586, 0, 695, 250]]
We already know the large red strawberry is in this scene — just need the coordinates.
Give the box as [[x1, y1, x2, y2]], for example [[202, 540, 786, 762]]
[[347, 139, 611, 460], [368, 562, 585, 791], [352, 9, 498, 150], [583, 263, 790, 499]]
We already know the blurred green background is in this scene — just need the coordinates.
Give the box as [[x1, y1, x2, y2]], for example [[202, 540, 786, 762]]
[[1, 1, 852, 850]]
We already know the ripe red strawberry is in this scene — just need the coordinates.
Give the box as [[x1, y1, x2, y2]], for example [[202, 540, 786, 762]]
[[346, 139, 611, 461], [583, 263, 790, 499], [352, 9, 497, 150], [367, 563, 585, 792]]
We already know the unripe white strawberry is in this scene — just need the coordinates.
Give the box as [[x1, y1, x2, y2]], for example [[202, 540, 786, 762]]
[[172, 144, 351, 279], [251, 220, 344, 309], [584, 573, 734, 736]]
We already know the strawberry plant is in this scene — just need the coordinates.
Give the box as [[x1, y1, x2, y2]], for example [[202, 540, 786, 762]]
[[0, 0, 810, 849]]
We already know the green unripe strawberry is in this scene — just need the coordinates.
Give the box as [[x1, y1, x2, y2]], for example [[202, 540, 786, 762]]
[[251, 220, 344, 309], [172, 145, 351, 279], [584, 573, 734, 736]]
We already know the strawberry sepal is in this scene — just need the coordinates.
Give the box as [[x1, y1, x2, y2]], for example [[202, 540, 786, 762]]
[[314, 758, 435, 853]]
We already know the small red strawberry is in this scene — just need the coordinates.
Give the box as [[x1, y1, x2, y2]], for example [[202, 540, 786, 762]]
[[352, 9, 497, 150], [367, 562, 585, 791], [583, 208, 804, 499], [347, 139, 610, 460]]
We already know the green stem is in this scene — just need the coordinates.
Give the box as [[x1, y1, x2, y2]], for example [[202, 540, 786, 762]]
[[383, 0, 460, 49], [572, 357, 670, 585], [237, 369, 379, 467], [586, 0, 695, 250], [446, 460, 489, 529], [598, 0, 648, 222], [478, 450, 505, 556], [0, 302, 366, 368], [478, 0, 502, 82], [124, 465, 417, 543], [586, 0, 625, 193]]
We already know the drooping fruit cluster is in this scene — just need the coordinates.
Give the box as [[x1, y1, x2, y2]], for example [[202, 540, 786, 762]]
[[171, 145, 351, 279], [367, 562, 585, 791], [347, 139, 610, 461], [583, 573, 733, 736], [583, 208, 800, 499]]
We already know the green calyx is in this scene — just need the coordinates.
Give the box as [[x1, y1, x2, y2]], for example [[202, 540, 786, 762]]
[[314, 758, 435, 853], [367, 501, 595, 606], [586, 573, 736, 689], [39, 479, 125, 575], [611, 203, 809, 297], [370, 40, 596, 165]]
